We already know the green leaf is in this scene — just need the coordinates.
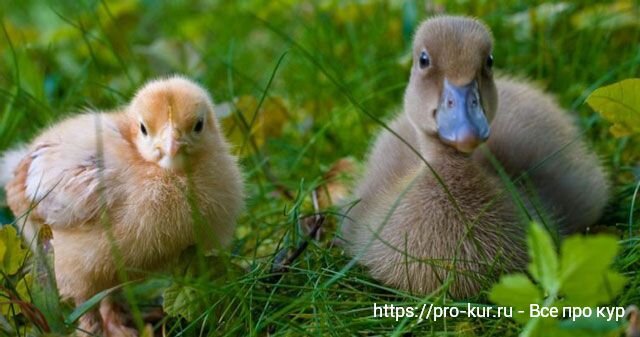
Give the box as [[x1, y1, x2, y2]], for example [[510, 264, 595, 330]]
[[534, 319, 593, 337], [0, 225, 28, 275], [521, 316, 561, 337], [0, 273, 31, 317], [586, 78, 640, 137], [527, 223, 559, 295], [0, 237, 5, 272], [489, 273, 541, 323], [559, 235, 626, 306], [558, 314, 624, 334], [163, 282, 212, 322]]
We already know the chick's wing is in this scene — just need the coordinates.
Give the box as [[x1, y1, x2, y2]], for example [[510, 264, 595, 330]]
[[9, 113, 128, 228]]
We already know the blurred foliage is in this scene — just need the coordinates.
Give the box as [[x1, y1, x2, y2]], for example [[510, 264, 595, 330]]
[[1, 0, 640, 336]]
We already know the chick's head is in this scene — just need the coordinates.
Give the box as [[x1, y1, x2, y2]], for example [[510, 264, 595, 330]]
[[128, 76, 218, 172]]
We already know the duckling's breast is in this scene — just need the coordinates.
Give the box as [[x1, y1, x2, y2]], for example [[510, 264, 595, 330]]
[[345, 158, 527, 297]]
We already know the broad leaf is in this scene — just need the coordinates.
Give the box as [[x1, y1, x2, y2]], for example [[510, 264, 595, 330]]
[[0, 225, 28, 275], [586, 78, 640, 137], [163, 282, 212, 322], [558, 315, 625, 335], [559, 235, 626, 306], [0, 273, 32, 317], [489, 273, 541, 323]]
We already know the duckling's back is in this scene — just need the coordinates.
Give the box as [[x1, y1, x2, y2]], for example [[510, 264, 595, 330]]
[[474, 77, 609, 233]]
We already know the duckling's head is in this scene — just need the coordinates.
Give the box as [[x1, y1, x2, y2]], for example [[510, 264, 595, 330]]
[[128, 76, 218, 172], [405, 16, 497, 153]]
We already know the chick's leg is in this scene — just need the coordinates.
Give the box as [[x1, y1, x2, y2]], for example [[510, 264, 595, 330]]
[[100, 297, 138, 337], [76, 307, 103, 336]]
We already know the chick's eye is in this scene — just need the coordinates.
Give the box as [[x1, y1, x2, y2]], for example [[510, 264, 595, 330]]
[[194, 119, 204, 133], [140, 123, 148, 136], [419, 50, 430, 69], [487, 54, 494, 68]]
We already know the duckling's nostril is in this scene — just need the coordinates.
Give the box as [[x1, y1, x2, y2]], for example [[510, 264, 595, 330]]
[[447, 99, 454, 108]]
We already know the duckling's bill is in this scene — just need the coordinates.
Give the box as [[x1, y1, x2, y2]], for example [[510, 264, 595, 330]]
[[436, 79, 490, 153]]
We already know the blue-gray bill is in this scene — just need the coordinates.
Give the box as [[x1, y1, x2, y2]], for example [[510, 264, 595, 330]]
[[436, 79, 490, 153]]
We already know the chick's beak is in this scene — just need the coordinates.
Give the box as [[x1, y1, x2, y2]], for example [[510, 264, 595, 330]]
[[164, 128, 181, 157], [435, 79, 490, 153]]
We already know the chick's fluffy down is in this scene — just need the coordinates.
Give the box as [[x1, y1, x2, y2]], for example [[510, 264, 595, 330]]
[[3, 76, 244, 302]]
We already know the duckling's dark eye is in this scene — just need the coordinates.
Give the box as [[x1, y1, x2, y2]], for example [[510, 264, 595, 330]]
[[194, 118, 204, 133], [140, 123, 148, 136], [419, 50, 430, 69], [486, 54, 494, 68]]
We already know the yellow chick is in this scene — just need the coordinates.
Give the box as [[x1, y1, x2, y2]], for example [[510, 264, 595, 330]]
[[1, 76, 244, 335]]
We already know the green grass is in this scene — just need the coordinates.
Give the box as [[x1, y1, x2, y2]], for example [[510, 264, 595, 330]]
[[0, 0, 639, 336]]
